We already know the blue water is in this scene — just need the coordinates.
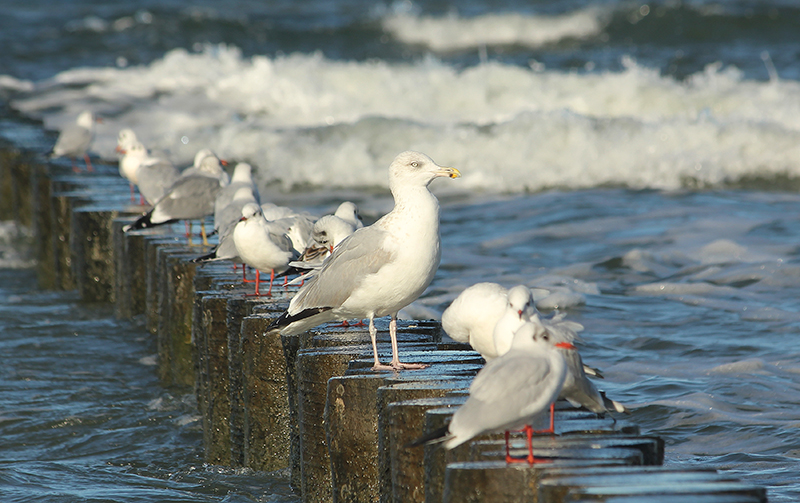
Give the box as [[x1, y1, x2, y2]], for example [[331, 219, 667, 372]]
[[2, 0, 800, 501]]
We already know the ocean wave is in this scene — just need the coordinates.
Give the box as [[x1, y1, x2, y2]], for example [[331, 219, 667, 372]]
[[380, 6, 610, 52], [3, 45, 800, 193]]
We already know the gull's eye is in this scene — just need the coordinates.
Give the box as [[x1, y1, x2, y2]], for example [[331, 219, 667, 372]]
[[541, 332, 550, 342], [410, 161, 419, 168]]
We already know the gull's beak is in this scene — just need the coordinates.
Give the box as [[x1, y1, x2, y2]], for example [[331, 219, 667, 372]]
[[115, 146, 124, 154], [435, 166, 461, 179], [517, 309, 524, 317], [554, 342, 576, 350]]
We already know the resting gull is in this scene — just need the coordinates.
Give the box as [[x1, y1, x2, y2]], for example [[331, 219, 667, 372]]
[[268, 151, 460, 371]]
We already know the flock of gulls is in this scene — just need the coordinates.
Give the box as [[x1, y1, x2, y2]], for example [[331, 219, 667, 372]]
[[50, 110, 630, 464]]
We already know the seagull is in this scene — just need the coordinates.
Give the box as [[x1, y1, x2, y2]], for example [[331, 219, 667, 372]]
[[233, 202, 297, 296], [410, 321, 570, 464], [268, 151, 460, 371], [116, 138, 181, 205], [123, 150, 229, 245], [50, 110, 101, 173], [492, 294, 627, 429]]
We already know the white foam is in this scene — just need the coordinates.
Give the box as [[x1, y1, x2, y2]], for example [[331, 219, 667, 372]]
[[4, 46, 800, 192], [381, 7, 609, 52]]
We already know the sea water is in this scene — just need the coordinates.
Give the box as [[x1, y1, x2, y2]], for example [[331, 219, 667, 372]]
[[2, 0, 800, 501]]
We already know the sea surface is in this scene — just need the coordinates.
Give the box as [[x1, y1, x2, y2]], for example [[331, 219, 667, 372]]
[[2, 0, 800, 501]]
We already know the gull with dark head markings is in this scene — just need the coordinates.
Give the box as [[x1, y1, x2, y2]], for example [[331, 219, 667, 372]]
[[268, 151, 460, 371]]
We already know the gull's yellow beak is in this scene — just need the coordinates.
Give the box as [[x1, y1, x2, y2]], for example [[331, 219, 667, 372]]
[[437, 166, 461, 179]]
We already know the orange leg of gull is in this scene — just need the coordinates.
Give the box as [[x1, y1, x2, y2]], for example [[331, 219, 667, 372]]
[[83, 153, 94, 173], [241, 264, 256, 283], [530, 403, 556, 435], [71, 158, 80, 173], [505, 426, 549, 465], [246, 269, 275, 297]]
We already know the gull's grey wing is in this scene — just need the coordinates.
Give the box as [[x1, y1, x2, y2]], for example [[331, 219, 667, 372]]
[[151, 175, 221, 222], [137, 159, 181, 204], [452, 354, 557, 437], [469, 354, 553, 403], [53, 125, 91, 157], [288, 225, 392, 313]]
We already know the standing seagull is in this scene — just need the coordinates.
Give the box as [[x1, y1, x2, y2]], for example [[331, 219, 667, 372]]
[[268, 151, 460, 371], [233, 202, 297, 296], [411, 322, 570, 464], [50, 110, 100, 173], [122, 151, 228, 245]]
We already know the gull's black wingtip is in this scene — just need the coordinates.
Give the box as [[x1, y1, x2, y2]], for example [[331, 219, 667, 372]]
[[123, 211, 154, 233], [190, 249, 218, 263], [267, 307, 333, 331]]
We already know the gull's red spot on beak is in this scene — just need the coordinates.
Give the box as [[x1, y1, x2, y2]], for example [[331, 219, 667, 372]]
[[329, 244, 334, 253], [517, 309, 524, 317], [220, 159, 229, 166], [239, 216, 247, 222], [554, 342, 576, 350]]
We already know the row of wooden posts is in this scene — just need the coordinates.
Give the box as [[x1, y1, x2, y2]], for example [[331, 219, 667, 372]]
[[0, 145, 768, 503]]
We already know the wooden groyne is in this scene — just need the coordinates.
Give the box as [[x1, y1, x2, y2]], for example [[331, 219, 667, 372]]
[[1, 146, 769, 503]]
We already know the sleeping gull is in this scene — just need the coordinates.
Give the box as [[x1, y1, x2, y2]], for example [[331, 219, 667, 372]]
[[233, 202, 297, 296], [50, 110, 100, 173], [442, 282, 517, 359], [123, 150, 229, 245], [289, 201, 363, 271], [411, 321, 570, 464], [268, 151, 460, 371]]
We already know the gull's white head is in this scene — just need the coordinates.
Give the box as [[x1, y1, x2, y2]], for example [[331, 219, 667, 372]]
[[507, 285, 535, 319], [193, 148, 216, 168], [388, 151, 460, 191], [76, 110, 97, 129], [116, 128, 138, 149], [240, 202, 262, 221], [509, 320, 551, 352], [231, 162, 253, 182], [334, 201, 363, 228]]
